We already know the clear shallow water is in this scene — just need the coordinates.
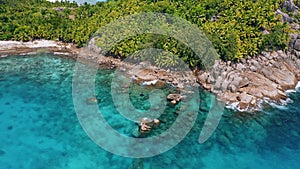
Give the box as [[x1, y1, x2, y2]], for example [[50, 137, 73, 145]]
[[0, 54, 299, 169]]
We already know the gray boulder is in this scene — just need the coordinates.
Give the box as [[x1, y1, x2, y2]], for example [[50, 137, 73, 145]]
[[276, 9, 294, 23], [229, 84, 237, 93], [207, 75, 216, 83], [236, 63, 245, 71], [231, 75, 243, 87], [250, 65, 258, 72], [261, 68, 272, 77], [221, 80, 230, 92], [251, 60, 261, 69], [294, 39, 300, 51], [239, 77, 250, 88], [280, 0, 299, 12], [214, 76, 223, 90]]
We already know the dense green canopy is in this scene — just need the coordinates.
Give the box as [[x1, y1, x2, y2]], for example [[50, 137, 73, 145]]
[[0, 0, 292, 67]]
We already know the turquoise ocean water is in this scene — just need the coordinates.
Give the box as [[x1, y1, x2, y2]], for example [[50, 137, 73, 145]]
[[0, 53, 299, 169]]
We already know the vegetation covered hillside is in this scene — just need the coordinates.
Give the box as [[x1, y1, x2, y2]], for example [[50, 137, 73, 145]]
[[0, 0, 293, 67]]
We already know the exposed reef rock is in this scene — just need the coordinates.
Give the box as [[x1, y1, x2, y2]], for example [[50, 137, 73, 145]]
[[167, 93, 184, 105], [132, 117, 160, 137]]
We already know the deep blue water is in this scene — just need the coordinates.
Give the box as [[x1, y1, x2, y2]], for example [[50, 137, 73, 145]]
[[0, 54, 300, 169]]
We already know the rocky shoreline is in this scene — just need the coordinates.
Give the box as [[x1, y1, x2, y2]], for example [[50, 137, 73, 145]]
[[83, 38, 300, 112], [196, 49, 300, 112], [1, 39, 300, 112], [0, 40, 79, 57], [1, 34, 300, 113], [1, 1, 300, 113]]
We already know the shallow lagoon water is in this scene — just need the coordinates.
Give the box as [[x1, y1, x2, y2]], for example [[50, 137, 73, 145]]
[[0, 54, 299, 169]]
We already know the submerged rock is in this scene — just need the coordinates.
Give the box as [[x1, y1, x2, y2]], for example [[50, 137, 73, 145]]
[[0, 149, 5, 156], [132, 127, 141, 138], [86, 97, 99, 104], [217, 135, 231, 146], [128, 158, 144, 169]]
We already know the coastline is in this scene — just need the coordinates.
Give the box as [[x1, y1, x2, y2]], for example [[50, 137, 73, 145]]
[[1, 39, 300, 113], [0, 40, 80, 58]]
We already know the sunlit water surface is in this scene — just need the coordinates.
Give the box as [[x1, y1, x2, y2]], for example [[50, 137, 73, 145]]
[[0, 54, 299, 169]]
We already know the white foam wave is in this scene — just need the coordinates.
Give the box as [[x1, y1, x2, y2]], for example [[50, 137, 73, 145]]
[[141, 79, 158, 86], [285, 89, 296, 94], [225, 82, 300, 112], [225, 101, 261, 113], [225, 102, 239, 110], [268, 102, 289, 110]]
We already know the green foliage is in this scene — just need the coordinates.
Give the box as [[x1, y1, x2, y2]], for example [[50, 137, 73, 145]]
[[262, 22, 290, 50], [202, 0, 289, 61], [0, 0, 292, 66]]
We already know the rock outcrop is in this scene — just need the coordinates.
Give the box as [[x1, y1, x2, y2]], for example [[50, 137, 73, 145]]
[[167, 93, 183, 105], [132, 117, 160, 137], [83, 0, 300, 112], [86, 36, 300, 112], [196, 50, 300, 112], [280, 0, 299, 13], [277, 0, 300, 23], [194, 0, 300, 111]]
